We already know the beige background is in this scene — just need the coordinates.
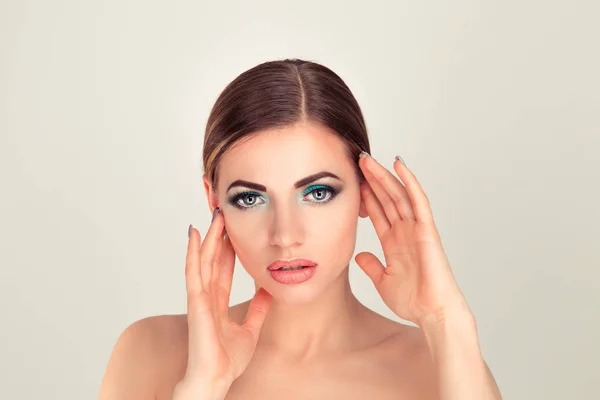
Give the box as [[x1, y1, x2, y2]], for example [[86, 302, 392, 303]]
[[1, 1, 598, 399]]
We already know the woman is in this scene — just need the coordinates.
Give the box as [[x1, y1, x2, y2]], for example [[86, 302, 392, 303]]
[[100, 59, 502, 399]]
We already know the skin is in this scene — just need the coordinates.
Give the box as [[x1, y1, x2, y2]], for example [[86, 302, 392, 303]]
[[99, 120, 500, 399]]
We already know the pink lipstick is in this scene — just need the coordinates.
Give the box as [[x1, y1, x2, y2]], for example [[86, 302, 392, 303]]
[[267, 259, 317, 284]]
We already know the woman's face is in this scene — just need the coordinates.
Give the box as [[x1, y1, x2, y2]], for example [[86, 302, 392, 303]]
[[204, 121, 365, 305]]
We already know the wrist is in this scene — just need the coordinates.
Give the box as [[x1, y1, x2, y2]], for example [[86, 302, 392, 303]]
[[420, 308, 481, 362], [418, 299, 475, 333], [173, 378, 232, 400]]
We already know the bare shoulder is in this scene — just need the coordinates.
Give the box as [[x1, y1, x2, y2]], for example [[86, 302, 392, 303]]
[[99, 314, 189, 400]]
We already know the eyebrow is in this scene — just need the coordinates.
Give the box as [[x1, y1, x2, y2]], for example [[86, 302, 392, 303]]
[[226, 171, 341, 193]]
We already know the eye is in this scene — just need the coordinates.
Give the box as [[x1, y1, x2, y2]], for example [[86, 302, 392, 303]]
[[302, 184, 337, 204], [228, 191, 265, 209]]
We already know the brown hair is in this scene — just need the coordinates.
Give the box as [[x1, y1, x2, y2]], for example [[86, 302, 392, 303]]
[[202, 58, 371, 191]]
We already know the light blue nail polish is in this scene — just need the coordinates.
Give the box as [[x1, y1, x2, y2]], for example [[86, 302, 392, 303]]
[[395, 155, 406, 166], [359, 151, 370, 159]]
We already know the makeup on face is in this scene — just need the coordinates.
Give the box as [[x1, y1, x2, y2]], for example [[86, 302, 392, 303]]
[[224, 171, 345, 211], [266, 258, 317, 284], [268, 266, 316, 284]]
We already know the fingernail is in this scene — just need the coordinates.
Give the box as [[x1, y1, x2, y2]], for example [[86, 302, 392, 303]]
[[188, 224, 193, 238], [359, 151, 370, 159], [395, 155, 406, 166], [211, 207, 220, 222]]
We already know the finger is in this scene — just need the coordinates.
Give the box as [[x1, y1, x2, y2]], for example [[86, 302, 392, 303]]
[[185, 225, 203, 297], [392, 158, 434, 225], [360, 154, 416, 221], [360, 181, 391, 239], [185, 227, 219, 370], [359, 156, 402, 223], [354, 251, 385, 286], [217, 232, 235, 315], [242, 288, 273, 340], [211, 230, 224, 293], [199, 208, 225, 291], [209, 233, 224, 316]]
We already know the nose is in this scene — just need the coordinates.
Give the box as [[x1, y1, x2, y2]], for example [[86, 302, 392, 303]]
[[268, 204, 304, 249]]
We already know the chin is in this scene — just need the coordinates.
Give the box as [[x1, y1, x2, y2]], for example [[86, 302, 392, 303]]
[[264, 283, 324, 306]]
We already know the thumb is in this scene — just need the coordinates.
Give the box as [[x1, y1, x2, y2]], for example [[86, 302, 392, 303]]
[[355, 252, 385, 286], [242, 287, 273, 340]]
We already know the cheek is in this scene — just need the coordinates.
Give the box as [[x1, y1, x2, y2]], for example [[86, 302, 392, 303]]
[[311, 193, 361, 258], [223, 214, 266, 273]]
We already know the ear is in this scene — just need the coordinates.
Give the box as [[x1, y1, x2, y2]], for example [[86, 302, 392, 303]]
[[202, 174, 219, 212], [359, 198, 368, 218], [358, 181, 369, 218]]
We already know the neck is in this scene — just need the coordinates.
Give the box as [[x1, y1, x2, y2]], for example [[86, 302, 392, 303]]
[[253, 267, 365, 361]]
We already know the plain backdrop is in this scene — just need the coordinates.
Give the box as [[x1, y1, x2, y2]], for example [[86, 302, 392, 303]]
[[1, 1, 599, 399]]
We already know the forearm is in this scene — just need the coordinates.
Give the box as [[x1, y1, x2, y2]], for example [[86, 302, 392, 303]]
[[421, 310, 502, 400]]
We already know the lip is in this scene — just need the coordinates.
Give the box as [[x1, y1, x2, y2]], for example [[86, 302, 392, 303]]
[[267, 258, 318, 271], [269, 266, 316, 284]]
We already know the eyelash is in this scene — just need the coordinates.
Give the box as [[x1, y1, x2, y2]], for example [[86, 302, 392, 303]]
[[227, 184, 339, 210]]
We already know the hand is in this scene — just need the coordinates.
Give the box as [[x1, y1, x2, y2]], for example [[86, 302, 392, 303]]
[[175, 208, 273, 396], [355, 154, 471, 327]]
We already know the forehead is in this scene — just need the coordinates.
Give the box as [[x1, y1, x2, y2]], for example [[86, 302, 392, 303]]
[[218, 122, 353, 188]]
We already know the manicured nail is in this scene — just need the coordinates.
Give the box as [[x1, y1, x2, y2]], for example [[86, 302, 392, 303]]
[[359, 151, 370, 159], [188, 224, 193, 238], [211, 207, 220, 222], [395, 155, 406, 166]]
